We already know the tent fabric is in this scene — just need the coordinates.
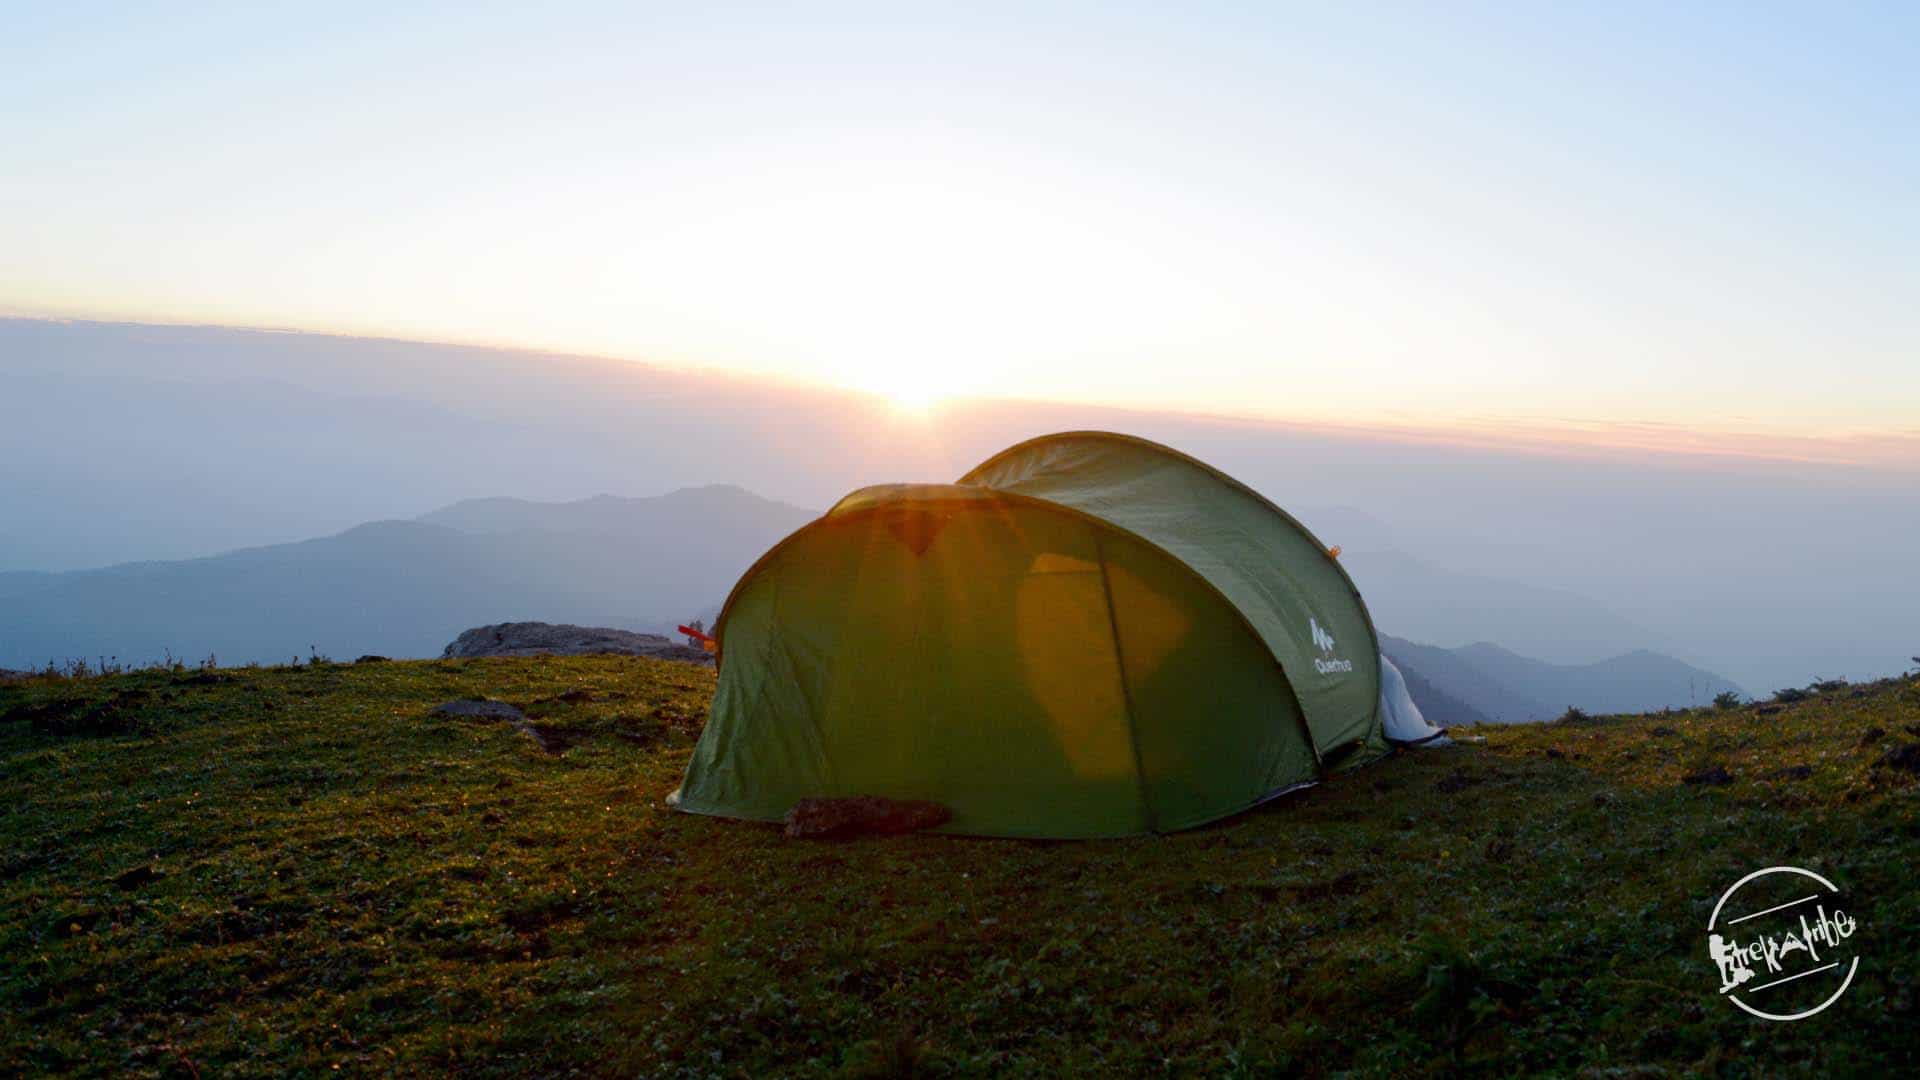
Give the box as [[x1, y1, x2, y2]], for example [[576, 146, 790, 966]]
[[961, 432, 1385, 765], [1378, 654, 1448, 745], [672, 432, 1395, 838]]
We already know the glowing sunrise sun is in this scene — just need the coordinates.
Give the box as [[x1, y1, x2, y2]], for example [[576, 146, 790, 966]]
[[867, 371, 948, 414]]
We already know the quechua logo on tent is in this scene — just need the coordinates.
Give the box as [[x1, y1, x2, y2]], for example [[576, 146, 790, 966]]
[[1310, 617, 1353, 675]]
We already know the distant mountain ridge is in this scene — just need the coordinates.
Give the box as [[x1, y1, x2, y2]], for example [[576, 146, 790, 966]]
[[1385, 659, 1491, 728], [1340, 549, 1657, 666], [0, 487, 815, 669], [1381, 633, 1744, 723], [1449, 642, 1740, 715], [418, 485, 801, 536]]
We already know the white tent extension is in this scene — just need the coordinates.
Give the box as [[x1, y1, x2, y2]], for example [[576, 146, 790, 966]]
[[1378, 654, 1449, 745]]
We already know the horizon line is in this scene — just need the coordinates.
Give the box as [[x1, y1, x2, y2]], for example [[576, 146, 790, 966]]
[[5, 311, 1916, 475]]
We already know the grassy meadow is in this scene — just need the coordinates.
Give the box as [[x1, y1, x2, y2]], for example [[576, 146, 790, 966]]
[[2, 656, 1917, 1077]]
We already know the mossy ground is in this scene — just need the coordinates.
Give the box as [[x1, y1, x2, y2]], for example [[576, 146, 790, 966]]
[[3, 657, 1917, 1077]]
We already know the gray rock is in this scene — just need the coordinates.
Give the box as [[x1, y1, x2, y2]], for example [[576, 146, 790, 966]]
[[441, 621, 712, 664]]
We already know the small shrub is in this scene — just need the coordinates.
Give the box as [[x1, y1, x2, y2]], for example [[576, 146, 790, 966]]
[[1810, 678, 1848, 694], [42, 658, 94, 680], [1773, 686, 1812, 704], [24, 653, 216, 683], [1557, 705, 1592, 724], [1712, 690, 1743, 710]]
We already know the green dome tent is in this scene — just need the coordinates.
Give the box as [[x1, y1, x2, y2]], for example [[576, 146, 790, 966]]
[[671, 432, 1390, 838]]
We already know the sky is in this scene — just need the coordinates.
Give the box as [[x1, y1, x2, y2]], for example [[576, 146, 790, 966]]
[[4, 2, 1916, 453]]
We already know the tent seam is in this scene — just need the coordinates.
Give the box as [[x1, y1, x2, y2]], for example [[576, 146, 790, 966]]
[[1093, 532, 1160, 836], [762, 574, 839, 794]]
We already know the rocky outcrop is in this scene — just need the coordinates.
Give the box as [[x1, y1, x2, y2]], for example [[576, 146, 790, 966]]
[[783, 796, 953, 840], [441, 622, 712, 664]]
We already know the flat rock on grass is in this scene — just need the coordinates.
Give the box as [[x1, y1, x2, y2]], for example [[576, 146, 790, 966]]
[[784, 796, 952, 840]]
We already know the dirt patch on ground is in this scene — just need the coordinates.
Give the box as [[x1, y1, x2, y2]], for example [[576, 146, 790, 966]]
[[1872, 742, 1920, 776], [520, 723, 572, 754], [432, 698, 570, 755], [784, 796, 952, 839], [1288, 870, 1370, 901], [5, 690, 155, 736], [1682, 764, 1734, 786], [1436, 769, 1486, 794], [433, 698, 525, 721]]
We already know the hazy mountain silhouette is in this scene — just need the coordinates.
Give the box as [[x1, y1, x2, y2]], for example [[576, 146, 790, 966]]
[[1448, 641, 1743, 715], [1386, 659, 1491, 728], [1380, 636, 1556, 723], [1341, 549, 1654, 665], [0, 487, 813, 668], [1380, 633, 1742, 723], [420, 485, 810, 539]]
